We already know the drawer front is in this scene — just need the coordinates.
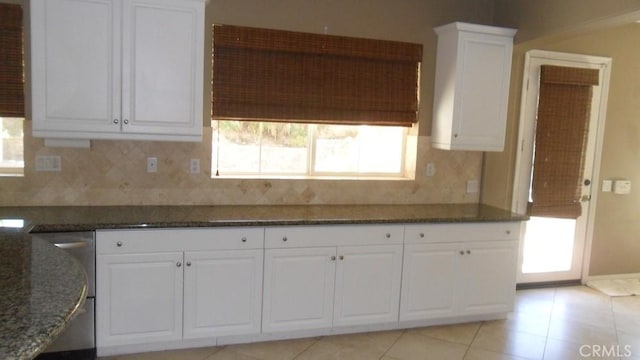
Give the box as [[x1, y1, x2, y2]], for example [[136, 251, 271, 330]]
[[265, 224, 404, 248], [404, 222, 521, 244], [97, 227, 264, 254]]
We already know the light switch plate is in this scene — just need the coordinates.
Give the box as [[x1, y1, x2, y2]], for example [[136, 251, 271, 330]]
[[35, 155, 61, 172], [601, 180, 612, 192], [466, 180, 480, 194]]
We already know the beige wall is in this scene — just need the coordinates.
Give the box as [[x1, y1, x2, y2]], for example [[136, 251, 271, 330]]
[[481, 0, 640, 276], [0, 0, 493, 206], [493, 0, 640, 43]]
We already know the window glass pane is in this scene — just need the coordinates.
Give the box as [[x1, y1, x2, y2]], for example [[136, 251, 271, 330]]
[[0, 117, 24, 171], [314, 125, 403, 174], [259, 122, 308, 174], [213, 120, 261, 173]]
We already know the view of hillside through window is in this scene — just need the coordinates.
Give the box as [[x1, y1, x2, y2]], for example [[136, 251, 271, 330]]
[[212, 120, 406, 178], [0, 117, 24, 176]]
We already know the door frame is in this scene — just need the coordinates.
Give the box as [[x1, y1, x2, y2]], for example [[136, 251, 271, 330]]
[[512, 50, 612, 283]]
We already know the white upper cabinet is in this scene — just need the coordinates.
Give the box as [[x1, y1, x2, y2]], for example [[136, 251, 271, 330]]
[[431, 22, 516, 151], [31, 0, 204, 142]]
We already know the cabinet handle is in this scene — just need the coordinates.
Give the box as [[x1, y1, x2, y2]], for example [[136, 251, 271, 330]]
[[241, 237, 247, 242], [282, 236, 288, 242], [331, 256, 336, 261], [176, 262, 182, 268], [386, 233, 391, 239], [419, 233, 425, 238], [113, 119, 119, 124], [116, 241, 123, 247], [459, 250, 465, 255], [339, 255, 344, 260], [466, 250, 471, 255], [186, 261, 192, 267], [454, 133, 459, 138], [506, 230, 511, 235], [123, 119, 129, 125]]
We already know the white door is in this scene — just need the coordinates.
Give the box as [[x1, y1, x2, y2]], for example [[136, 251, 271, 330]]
[[183, 249, 263, 339], [262, 247, 336, 332], [513, 50, 611, 283], [30, 0, 121, 135], [96, 252, 183, 347], [459, 241, 518, 314], [122, 0, 203, 136], [399, 243, 458, 321], [333, 245, 403, 327]]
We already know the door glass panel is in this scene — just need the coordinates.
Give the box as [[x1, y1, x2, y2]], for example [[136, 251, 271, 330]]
[[521, 217, 576, 274]]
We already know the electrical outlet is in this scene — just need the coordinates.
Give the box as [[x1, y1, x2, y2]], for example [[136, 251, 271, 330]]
[[35, 155, 62, 172], [190, 159, 200, 174], [466, 180, 480, 193], [426, 162, 435, 177], [146, 157, 158, 173]]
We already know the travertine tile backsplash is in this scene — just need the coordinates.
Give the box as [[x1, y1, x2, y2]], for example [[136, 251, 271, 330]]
[[0, 122, 482, 206]]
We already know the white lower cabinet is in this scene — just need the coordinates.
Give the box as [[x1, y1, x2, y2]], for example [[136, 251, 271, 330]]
[[96, 252, 184, 346], [262, 225, 404, 333], [96, 228, 263, 351], [400, 222, 520, 322]]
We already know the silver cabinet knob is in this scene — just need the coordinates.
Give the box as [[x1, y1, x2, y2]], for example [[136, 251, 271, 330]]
[[331, 256, 336, 261], [459, 250, 465, 255], [506, 230, 511, 235], [386, 233, 391, 238], [466, 250, 471, 255], [113, 119, 119, 124], [419, 233, 425, 238], [123, 119, 129, 125], [116, 241, 123, 247], [241, 237, 247, 242], [186, 261, 192, 267], [282, 236, 288, 242], [176, 262, 182, 268], [339, 255, 344, 260]]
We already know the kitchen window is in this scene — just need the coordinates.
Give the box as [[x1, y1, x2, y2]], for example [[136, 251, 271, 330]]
[[0, 117, 23, 176], [211, 25, 421, 179], [212, 120, 407, 178]]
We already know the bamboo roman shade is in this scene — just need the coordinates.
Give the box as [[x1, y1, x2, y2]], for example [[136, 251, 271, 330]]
[[529, 65, 600, 219], [0, 3, 24, 118], [212, 25, 422, 126]]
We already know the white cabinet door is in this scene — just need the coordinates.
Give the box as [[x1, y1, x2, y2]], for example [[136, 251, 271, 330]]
[[262, 247, 336, 332], [431, 22, 516, 151], [459, 241, 517, 315], [31, 0, 121, 136], [333, 245, 403, 327], [121, 0, 203, 138], [31, 0, 203, 141], [399, 243, 458, 321], [96, 252, 183, 347], [183, 249, 263, 339]]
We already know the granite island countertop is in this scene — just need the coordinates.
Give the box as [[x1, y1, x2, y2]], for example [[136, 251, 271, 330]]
[[0, 230, 87, 360], [0, 203, 526, 359]]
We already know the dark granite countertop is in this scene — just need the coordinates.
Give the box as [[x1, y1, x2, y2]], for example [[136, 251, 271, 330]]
[[0, 203, 527, 233], [0, 230, 87, 360], [0, 203, 525, 359]]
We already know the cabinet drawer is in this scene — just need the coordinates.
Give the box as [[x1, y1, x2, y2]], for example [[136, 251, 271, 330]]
[[265, 224, 404, 248], [97, 227, 264, 254], [404, 222, 521, 244]]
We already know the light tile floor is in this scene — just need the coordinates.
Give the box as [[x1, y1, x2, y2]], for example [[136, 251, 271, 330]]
[[99, 286, 640, 360]]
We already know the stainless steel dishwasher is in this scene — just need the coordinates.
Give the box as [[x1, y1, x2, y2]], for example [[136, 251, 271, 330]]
[[32, 232, 96, 360]]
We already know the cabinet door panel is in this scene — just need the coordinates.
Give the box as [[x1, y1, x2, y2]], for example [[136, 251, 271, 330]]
[[31, 0, 120, 134], [459, 241, 517, 314], [262, 247, 336, 332], [183, 250, 263, 338], [333, 245, 403, 327], [96, 252, 183, 347], [122, 0, 203, 136], [400, 244, 458, 321]]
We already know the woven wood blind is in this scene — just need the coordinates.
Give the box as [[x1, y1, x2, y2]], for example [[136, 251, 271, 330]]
[[212, 25, 422, 126], [529, 65, 600, 219], [0, 3, 24, 117]]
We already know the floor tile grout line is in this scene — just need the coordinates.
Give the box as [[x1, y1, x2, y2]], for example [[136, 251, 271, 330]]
[[378, 328, 406, 360], [291, 336, 324, 360], [460, 320, 484, 359], [539, 287, 557, 360]]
